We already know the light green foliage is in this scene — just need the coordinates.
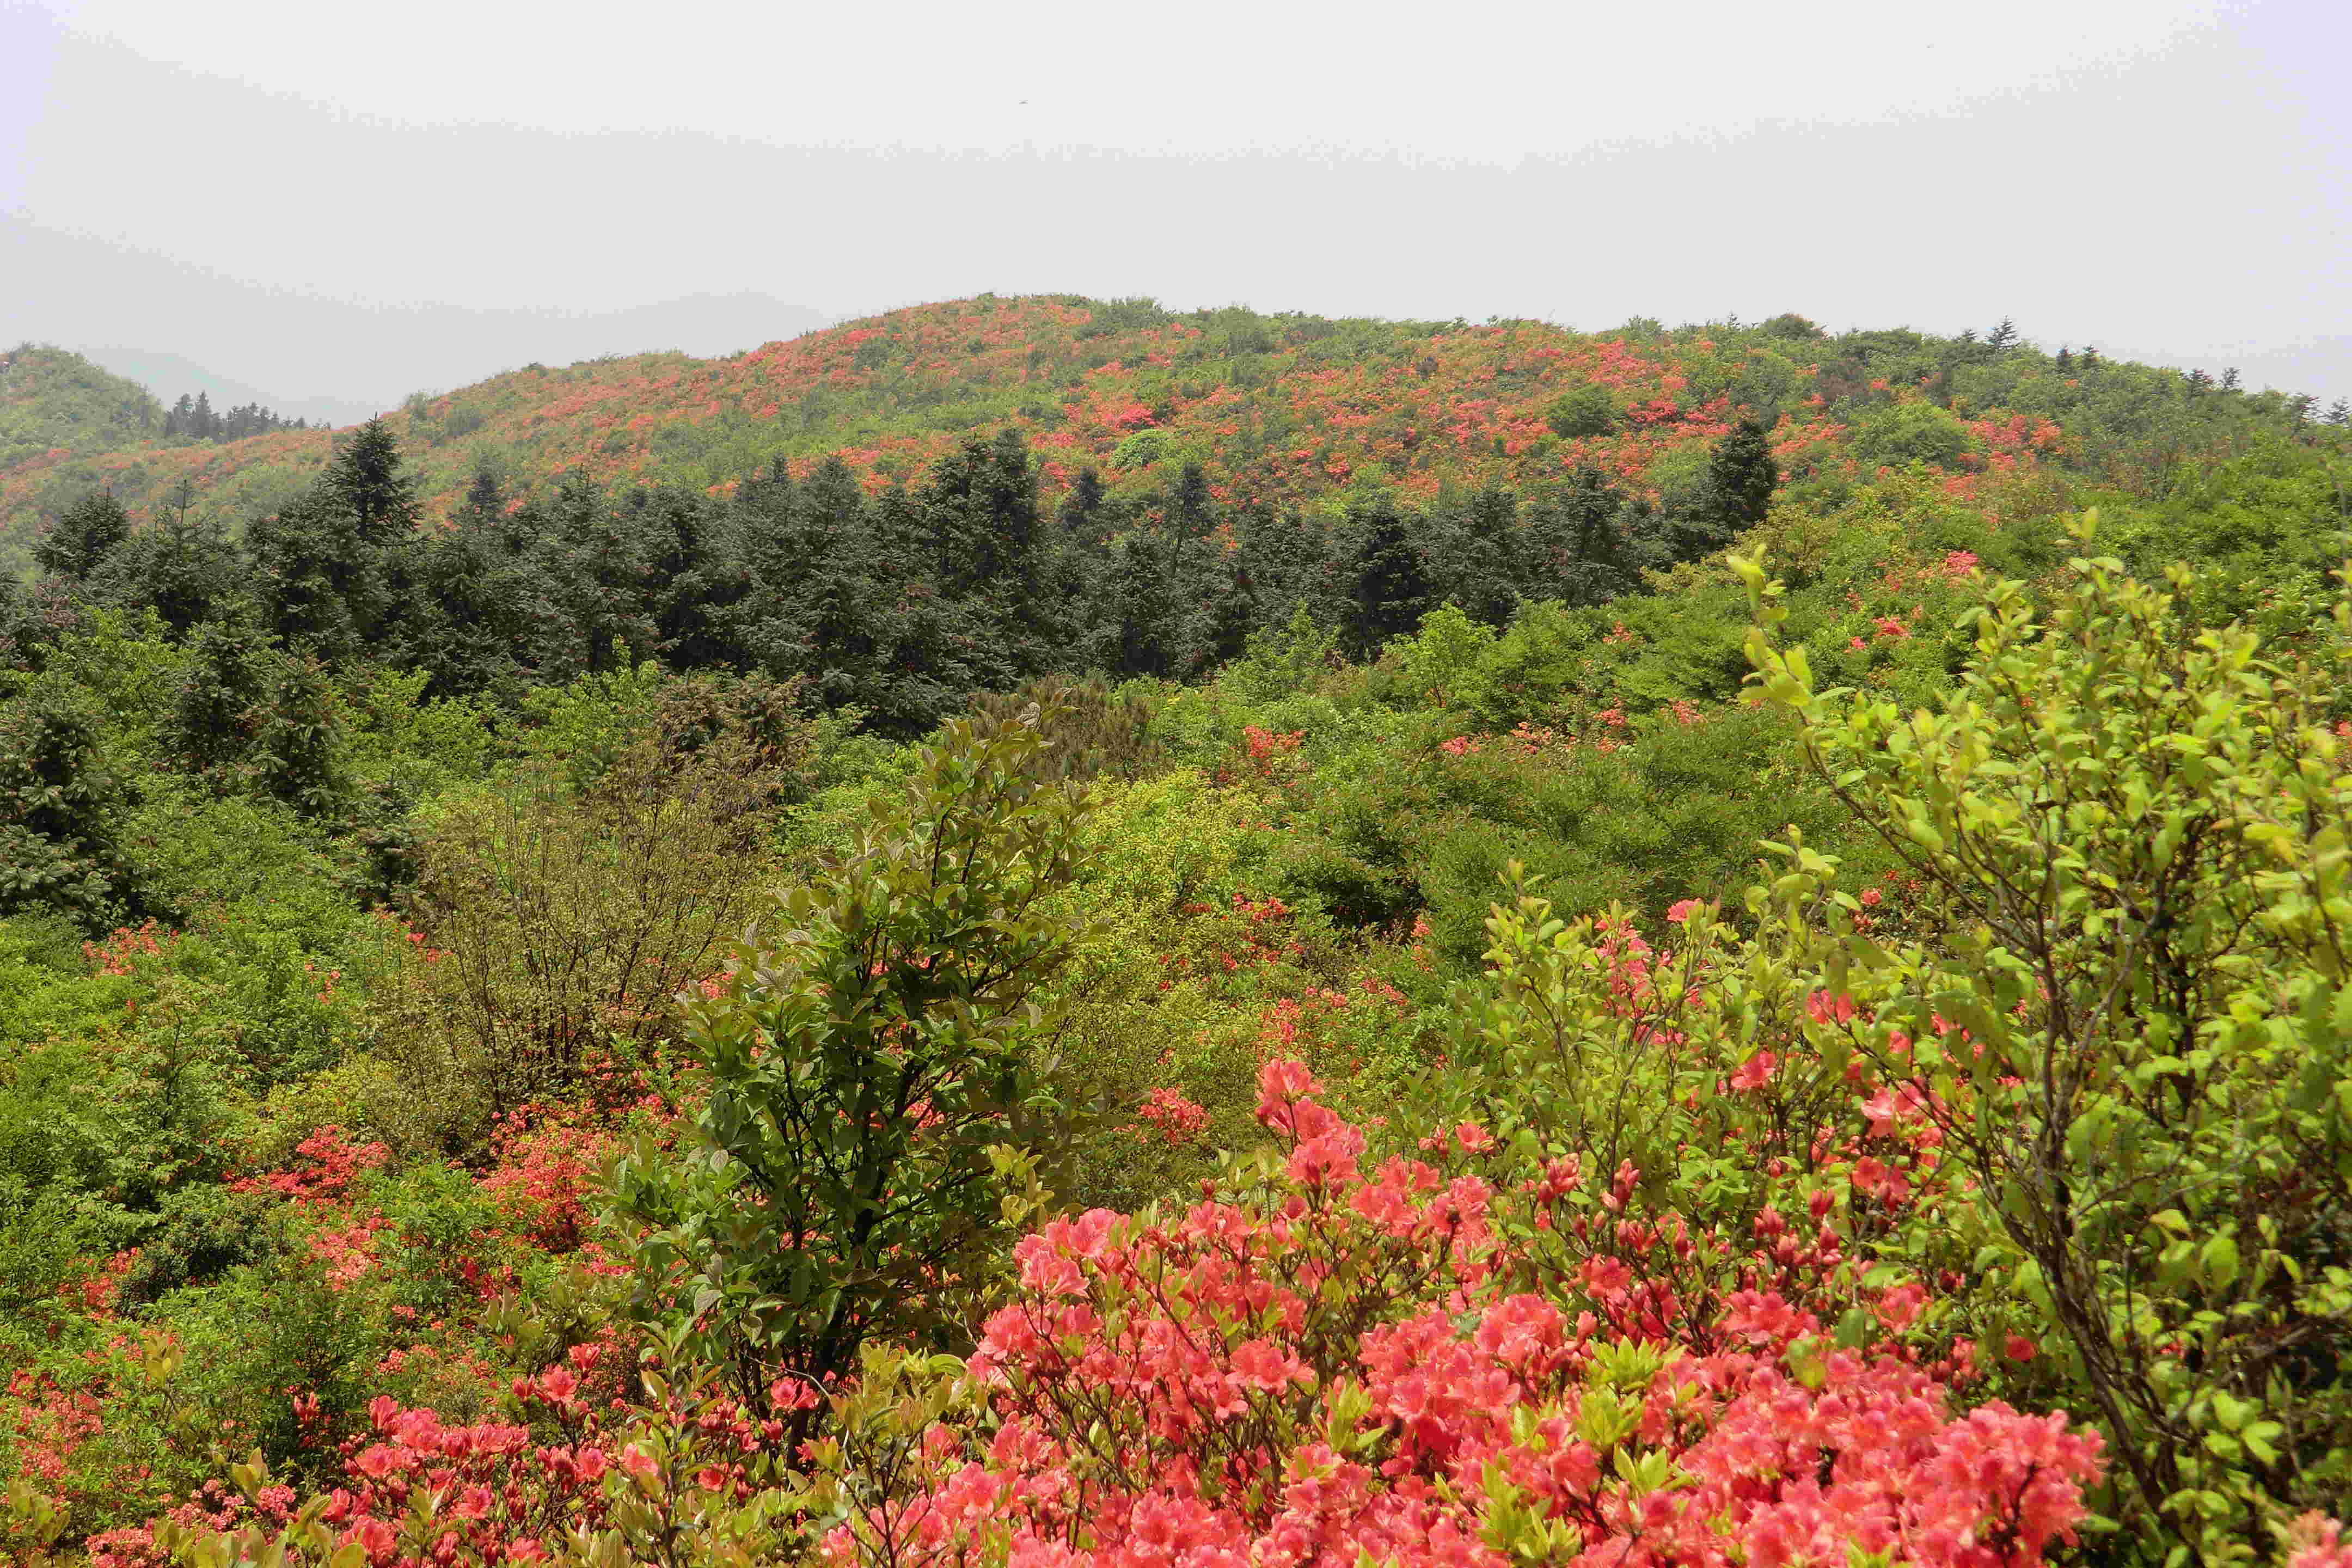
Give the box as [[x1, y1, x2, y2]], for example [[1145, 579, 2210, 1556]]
[[337, 664, 500, 799], [0, 346, 159, 471], [1394, 602, 1497, 709], [1849, 399, 1976, 471], [1741, 518, 2352, 1559], [1545, 383, 1618, 439], [605, 700, 1094, 1413]]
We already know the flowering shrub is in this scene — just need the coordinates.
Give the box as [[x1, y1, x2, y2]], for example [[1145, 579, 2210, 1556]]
[[140, 1347, 805, 1568], [819, 1060, 2104, 1567], [1740, 522, 2352, 1559]]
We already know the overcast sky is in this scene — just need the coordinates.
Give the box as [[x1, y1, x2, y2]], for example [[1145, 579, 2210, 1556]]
[[3, 0, 2345, 419]]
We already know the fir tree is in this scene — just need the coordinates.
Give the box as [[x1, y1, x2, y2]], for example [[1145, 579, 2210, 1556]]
[[1341, 495, 1432, 658], [34, 490, 131, 581], [323, 418, 420, 547], [1199, 549, 1262, 667], [0, 684, 139, 927], [1057, 465, 1107, 542], [1102, 529, 1186, 678], [1530, 465, 1638, 603], [1432, 485, 1523, 627]]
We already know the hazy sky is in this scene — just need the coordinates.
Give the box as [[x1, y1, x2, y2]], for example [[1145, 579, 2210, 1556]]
[[3, 0, 2345, 418]]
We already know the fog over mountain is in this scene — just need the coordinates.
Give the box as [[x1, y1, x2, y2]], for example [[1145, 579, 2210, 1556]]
[[4, 1, 2344, 406], [4, 216, 832, 422]]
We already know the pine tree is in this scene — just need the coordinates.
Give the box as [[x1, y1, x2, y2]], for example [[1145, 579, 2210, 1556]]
[[1986, 317, 2018, 352], [0, 684, 139, 927], [192, 391, 217, 440], [1058, 466, 1107, 543], [1432, 485, 1523, 627], [2055, 346, 2073, 373], [34, 490, 131, 581], [2221, 367, 2241, 392], [1102, 529, 1186, 678], [322, 418, 420, 547], [1662, 418, 1778, 563], [1341, 496, 1432, 658], [1530, 465, 1638, 604]]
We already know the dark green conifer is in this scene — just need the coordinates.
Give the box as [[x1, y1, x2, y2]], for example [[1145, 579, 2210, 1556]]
[[1342, 495, 1432, 658], [34, 490, 131, 581]]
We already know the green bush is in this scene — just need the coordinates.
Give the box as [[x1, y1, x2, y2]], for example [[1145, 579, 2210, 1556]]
[[605, 699, 1095, 1418], [1850, 398, 1976, 470], [1740, 518, 2352, 1556]]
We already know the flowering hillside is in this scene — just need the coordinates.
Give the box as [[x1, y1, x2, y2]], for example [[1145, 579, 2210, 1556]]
[[5, 296, 2314, 573], [4, 292, 2351, 1566]]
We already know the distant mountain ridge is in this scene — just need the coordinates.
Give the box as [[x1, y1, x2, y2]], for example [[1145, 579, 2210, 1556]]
[[3, 294, 2335, 577], [70, 347, 383, 431]]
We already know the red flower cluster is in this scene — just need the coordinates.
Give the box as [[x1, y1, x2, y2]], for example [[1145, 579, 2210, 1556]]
[[826, 1061, 2106, 1567]]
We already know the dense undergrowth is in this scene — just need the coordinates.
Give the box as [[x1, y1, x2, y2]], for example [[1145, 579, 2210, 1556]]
[[2, 299, 2351, 1565]]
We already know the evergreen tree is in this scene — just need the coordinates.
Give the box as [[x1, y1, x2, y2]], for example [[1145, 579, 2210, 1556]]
[[169, 617, 273, 778], [103, 480, 244, 636], [0, 683, 139, 927], [1237, 503, 1341, 632], [245, 418, 420, 660], [2055, 346, 2073, 373], [1101, 529, 1186, 678], [394, 464, 543, 695], [1199, 548, 1262, 667], [916, 429, 1056, 684], [1340, 495, 1432, 658], [1529, 465, 1639, 604], [2221, 367, 2241, 392], [1165, 461, 1216, 585], [1057, 465, 1107, 542], [1431, 485, 1523, 626], [530, 474, 657, 680], [244, 652, 350, 819], [797, 461, 899, 710], [34, 489, 131, 581], [1658, 418, 1777, 564], [1986, 317, 2018, 353], [244, 488, 365, 661], [632, 487, 730, 668], [1708, 418, 1779, 530], [323, 417, 421, 547], [191, 391, 216, 439]]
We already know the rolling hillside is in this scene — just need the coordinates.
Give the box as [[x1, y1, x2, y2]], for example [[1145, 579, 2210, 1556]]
[[6, 295, 2326, 578]]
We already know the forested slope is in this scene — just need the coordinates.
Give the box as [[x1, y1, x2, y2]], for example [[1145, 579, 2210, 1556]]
[[8, 295, 2336, 575], [4, 295, 2352, 1568]]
